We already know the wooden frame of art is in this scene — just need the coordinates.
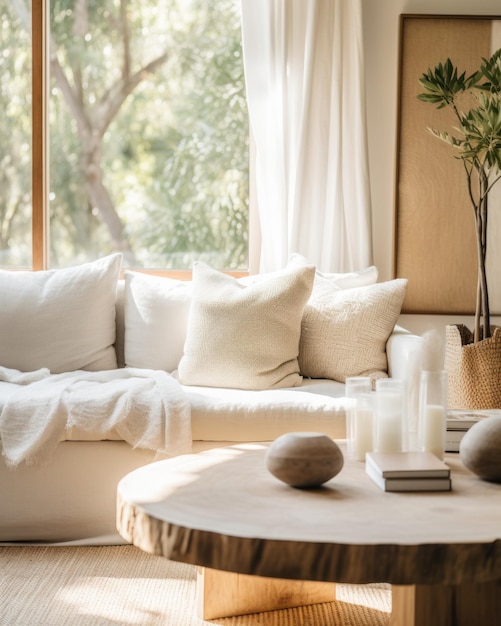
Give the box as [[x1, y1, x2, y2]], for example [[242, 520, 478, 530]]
[[395, 14, 501, 314]]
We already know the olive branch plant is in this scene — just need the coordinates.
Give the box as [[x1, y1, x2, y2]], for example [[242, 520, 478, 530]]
[[418, 49, 501, 343]]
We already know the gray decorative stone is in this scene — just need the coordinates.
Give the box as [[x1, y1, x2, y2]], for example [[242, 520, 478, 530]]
[[460, 415, 501, 482], [266, 432, 344, 488]]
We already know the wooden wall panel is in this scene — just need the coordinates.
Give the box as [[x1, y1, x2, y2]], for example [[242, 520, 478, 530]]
[[395, 16, 501, 314]]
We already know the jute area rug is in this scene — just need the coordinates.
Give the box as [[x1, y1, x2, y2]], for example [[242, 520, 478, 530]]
[[0, 545, 391, 625]]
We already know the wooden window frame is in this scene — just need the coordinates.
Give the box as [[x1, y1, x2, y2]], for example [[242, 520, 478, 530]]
[[32, 0, 48, 271]]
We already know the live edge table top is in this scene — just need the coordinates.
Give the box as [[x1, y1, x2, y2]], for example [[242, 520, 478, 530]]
[[116, 443, 501, 587]]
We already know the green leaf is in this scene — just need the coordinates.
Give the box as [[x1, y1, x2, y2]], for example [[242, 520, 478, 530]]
[[418, 53, 501, 175], [417, 57, 468, 109]]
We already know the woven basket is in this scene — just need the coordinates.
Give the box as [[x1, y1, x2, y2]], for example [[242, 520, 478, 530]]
[[444, 324, 501, 409]]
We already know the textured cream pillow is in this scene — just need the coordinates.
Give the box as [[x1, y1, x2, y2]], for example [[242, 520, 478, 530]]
[[124, 271, 192, 371], [299, 278, 408, 382], [177, 261, 315, 389], [0, 254, 122, 373]]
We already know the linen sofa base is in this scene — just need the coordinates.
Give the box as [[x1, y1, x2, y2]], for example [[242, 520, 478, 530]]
[[0, 400, 348, 544], [0, 327, 422, 544]]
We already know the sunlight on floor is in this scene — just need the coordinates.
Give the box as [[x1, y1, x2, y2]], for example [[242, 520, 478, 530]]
[[336, 583, 392, 613], [55, 575, 195, 624]]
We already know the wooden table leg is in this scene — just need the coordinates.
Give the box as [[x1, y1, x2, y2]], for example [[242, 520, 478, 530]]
[[197, 567, 337, 620], [391, 580, 501, 626]]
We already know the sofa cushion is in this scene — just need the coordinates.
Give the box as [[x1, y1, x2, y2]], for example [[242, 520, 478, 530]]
[[299, 278, 408, 383], [177, 261, 315, 390], [185, 378, 347, 441], [0, 254, 122, 373], [0, 377, 347, 444], [124, 271, 192, 372]]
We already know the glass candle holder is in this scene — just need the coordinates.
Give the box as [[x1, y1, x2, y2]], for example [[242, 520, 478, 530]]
[[345, 376, 373, 460], [374, 378, 407, 453], [418, 369, 447, 460]]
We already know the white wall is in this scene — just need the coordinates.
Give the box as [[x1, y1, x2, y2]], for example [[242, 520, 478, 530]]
[[362, 0, 501, 336]]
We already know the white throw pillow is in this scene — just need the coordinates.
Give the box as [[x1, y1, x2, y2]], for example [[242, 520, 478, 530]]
[[288, 253, 378, 289], [315, 265, 379, 289], [178, 261, 316, 390], [124, 271, 192, 371], [299, 278, 408, 383], [0, 254, 122, 373]]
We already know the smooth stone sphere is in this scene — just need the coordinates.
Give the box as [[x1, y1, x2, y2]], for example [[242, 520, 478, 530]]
[[460, 415, 501, 482], [266, 432, 344, 488]]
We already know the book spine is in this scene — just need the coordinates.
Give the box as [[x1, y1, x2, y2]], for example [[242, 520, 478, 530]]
[[366, 463, 452, 492], [365, 455, 450, 479], [383, 477, 452, 492]]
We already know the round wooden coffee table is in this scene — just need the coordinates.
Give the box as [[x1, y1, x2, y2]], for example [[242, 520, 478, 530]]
[[117, 443, 501, 625]]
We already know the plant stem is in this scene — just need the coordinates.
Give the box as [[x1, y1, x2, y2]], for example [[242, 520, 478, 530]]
[[478, 171, 491, 339], [475, 277, 482, 342], [468, 165, 483, 342]]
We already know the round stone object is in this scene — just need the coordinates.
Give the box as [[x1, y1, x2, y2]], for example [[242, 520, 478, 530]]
[[460, 415, 501, 483], [266, 432, 344, 488]]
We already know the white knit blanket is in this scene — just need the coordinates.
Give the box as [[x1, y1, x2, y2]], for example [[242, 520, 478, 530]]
[[0, 366, 192, 468]]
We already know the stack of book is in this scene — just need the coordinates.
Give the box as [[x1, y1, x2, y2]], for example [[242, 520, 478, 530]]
[[446, 412, 483, 452], [365, 451, 451, 492]]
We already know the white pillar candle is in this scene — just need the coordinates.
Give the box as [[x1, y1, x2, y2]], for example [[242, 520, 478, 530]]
[[375, 413, 402, 453], [422, 404, 446, 460], [418, 370, 447, 460], [345, 377, 372, 460], [375, 380, 406, 453], [353, 408, 373, 461]]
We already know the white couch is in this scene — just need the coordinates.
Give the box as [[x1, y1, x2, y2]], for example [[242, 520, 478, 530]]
[[0, 255, 420, 544]]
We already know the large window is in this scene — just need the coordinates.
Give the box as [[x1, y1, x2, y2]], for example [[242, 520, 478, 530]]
[[1, 0, 248, 271], [0, 0, 32, 267]]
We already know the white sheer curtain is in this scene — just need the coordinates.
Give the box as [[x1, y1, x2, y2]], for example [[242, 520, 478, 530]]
[[241, 0, 372, 273]]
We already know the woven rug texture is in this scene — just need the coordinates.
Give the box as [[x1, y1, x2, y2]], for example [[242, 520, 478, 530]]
[[0, 545, 391, 625]]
